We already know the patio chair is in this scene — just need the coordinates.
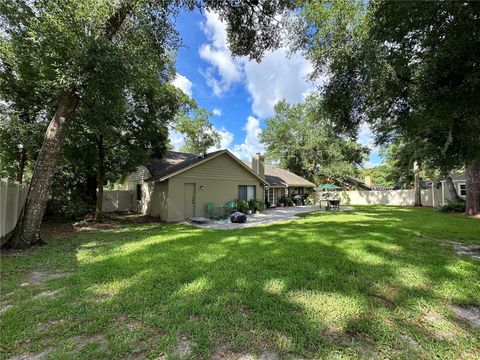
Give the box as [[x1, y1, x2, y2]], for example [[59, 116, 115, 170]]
[[206, 203, 219, 219], [224, 201, 237, 215]]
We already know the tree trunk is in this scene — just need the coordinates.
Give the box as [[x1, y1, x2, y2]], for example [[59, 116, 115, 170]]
[[7, 92, 80, 248], [465, 158, 480, 216], [96, 135, 105, 222], [4, 1, 135, 249], [16, 146, 27, 183], [413, 160, 422, 206]]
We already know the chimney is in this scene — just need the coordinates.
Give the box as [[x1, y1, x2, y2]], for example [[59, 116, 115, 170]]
[[252, 153, 265, 179], [364, 175, 372, 187]]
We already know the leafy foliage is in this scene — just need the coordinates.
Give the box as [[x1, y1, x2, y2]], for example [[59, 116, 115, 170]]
[[175, 108, 221, 155], [260, 97, 369, 183], [440, 201, 466, 214], [292, 0, 480, 173]]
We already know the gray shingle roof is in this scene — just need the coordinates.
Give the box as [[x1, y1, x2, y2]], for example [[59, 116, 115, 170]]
[[145, 150, 224, 181], [243, 161, 316, 187]]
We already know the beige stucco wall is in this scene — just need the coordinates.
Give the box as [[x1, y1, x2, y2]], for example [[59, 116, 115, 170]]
[[163, 153, 264, 222]]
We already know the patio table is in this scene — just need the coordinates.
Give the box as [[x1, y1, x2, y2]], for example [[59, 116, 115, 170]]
[[320, 199, 341, 210]]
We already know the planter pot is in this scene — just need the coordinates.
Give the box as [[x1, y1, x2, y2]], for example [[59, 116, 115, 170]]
[[247, 209, 253, 214]]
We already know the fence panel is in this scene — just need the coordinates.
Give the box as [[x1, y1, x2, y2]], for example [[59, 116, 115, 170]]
[[0, 179, 28, 241], [102, 190, 133, 212], [344, 189, 434, 207]]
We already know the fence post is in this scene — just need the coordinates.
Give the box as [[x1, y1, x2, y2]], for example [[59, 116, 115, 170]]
[[1, 180, 7, 237]]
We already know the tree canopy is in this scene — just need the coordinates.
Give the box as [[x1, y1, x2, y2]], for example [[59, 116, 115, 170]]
[[260, 97, 369, 183], [291, 0, 480, 214]]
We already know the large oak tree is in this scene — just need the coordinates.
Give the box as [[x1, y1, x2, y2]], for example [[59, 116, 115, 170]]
[[1, 0, 295, 248], [291, 0, 480, 214]]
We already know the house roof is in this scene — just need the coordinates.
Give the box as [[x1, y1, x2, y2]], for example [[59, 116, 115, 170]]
[[243, 161, 316, 188], [344, 177, 393, 190], [145, 150, 267, 183]]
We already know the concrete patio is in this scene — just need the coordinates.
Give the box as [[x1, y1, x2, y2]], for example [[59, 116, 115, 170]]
[[186, 205, 353, 230]]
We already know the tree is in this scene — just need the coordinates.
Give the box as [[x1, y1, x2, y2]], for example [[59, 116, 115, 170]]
[[1, 0, 294, 248], [260, 97, 369, 184], [175, 108, 221, 155], [291, 0, 480, 214]]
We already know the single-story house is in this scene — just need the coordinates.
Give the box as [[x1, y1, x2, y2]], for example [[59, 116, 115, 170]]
[[121, 150, 315, 221], [243, 160, 316, 206]]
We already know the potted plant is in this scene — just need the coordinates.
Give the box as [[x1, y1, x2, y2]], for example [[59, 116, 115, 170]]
[[237, 200, 249, 213], [278, 196, 286, 207]]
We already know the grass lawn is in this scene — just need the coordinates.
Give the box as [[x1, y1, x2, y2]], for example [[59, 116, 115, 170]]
[[1, 206, 479, 359]]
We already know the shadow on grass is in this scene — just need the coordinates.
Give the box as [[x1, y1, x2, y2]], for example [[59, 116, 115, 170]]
[[1, 206, 479, 359]]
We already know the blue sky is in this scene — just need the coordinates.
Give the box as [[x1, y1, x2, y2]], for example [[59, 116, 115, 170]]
[[170, 10, 382, 167]]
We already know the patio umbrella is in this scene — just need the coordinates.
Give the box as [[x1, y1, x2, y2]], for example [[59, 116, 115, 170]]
[[318, 184, 341, 190]]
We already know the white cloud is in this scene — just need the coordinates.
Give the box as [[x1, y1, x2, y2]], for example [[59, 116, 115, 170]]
[[244, 49, 316, 118], [212, 108, 222, 116], [231, 116, 265, 160], [198, 11, 318, 117], [169, 129, 186, 151], [171, 74, 193, 96], [208, 127, 234, 152], [199, 12, 243, 96]]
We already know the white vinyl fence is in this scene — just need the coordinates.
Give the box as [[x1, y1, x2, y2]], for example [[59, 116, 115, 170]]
[[102, 190, 134, 212], [0, 179, 28, 241], [343, 189, 440, 207]]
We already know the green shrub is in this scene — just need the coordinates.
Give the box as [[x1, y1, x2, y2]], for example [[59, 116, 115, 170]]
[[255, 200, 265, 212], [341, 191, 351, 205], [236, 200, 249, 212], [305, 196, 315, 205], [286, 198, 294, 207], [440, 201, 465, 213]]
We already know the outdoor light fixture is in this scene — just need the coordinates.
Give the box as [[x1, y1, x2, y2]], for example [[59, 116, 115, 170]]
[[200, 186, 205, 190]]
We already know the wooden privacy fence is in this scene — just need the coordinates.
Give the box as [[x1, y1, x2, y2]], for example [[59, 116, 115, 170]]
[[102, 190, 134, 212], [0, 179, 28, 243], [342, 189, 442, 207]]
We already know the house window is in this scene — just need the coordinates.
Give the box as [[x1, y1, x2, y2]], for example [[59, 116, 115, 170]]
[[238, 185, 256, 201], [458, 183, 466, 197], [136, 184, 142, 201]]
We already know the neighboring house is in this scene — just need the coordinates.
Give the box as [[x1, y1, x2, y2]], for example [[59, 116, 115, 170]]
[[243, 159, 316, 206], [344, 176, 394, 190], [426, 172, 466, 206], [121, 150, 316, 221], [122, 150, 267, 222]]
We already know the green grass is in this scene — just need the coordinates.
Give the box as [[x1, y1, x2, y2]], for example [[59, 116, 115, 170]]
[[1, 206, 479, 359]]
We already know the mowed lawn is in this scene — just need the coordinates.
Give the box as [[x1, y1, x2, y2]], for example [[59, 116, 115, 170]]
[[1, 207, 479, 360]]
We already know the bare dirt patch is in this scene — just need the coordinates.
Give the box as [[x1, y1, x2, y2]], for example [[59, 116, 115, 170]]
[[418, 309, 458, 341], [32, 288, 63, 300], [450, 305, 480, 329], [441, 241, 480, 261], [173, 334, 195, 358], [71, 334, 108, 353], [7, 348, 53, 360], [20, 270, 74, 287], [211, 344, 277, 360], [0, 301, 12, 314], [37, 319, 65, 332]]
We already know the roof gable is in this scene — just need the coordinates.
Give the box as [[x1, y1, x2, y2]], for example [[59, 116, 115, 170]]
[[242, 161, 315, 187], [146, 150, 267, 184]]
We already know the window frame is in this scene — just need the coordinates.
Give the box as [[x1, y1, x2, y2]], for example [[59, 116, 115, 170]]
[[238, 185, 256, 202], [458, 183, 466, 197]]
